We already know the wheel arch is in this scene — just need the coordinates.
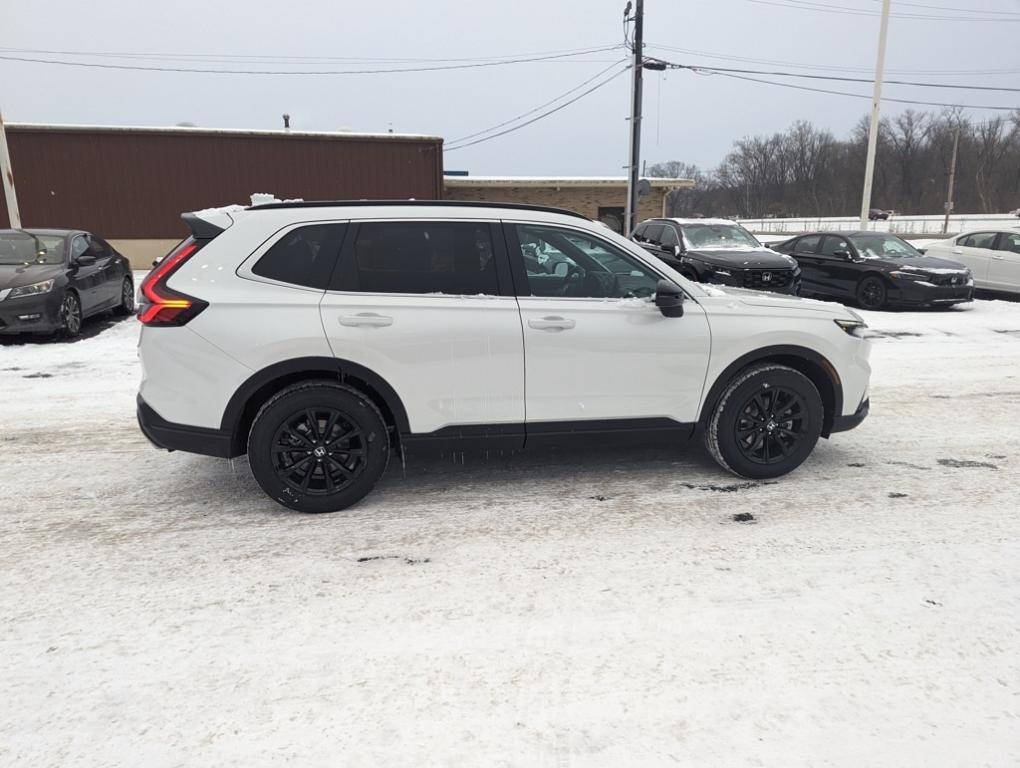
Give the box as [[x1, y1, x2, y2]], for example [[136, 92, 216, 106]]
[[699, 345, 843, 438], [221, 357, 410, 455]]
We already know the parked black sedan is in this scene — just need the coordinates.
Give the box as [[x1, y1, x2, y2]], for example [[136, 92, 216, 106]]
[[772, 231, 973, 310], [0, 229, 134, 338], [632, 218, 801, 295]]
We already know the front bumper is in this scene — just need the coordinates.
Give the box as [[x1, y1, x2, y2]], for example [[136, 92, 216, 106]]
[[831, 398, 869, 433], [0, 289, 64, 334], [700, 268, 801, 296], [137, 395, 237, 458], [889, 280, 973, 307]]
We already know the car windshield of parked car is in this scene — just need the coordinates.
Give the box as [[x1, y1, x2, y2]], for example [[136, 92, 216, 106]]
[[849, 234, 922, 260], [683, 224, 760, 249], [0, 232, 66, 265]]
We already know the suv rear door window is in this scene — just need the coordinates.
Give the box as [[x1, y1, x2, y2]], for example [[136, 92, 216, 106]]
[[252, 224, 347, 289], [338, 221, 499, 295]]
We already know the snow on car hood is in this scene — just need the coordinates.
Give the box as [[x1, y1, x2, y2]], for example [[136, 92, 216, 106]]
[[862, 254, 969, 273], [698, 285, 854, 317]]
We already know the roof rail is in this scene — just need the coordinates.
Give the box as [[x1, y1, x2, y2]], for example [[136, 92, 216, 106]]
[[245, 199, 589, 220]]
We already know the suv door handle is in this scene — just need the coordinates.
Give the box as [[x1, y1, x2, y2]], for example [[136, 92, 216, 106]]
[[528, 316, 575, 331], [339, 313, 393, 328]]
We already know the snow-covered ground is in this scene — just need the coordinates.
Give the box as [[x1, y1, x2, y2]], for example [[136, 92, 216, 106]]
[[2, 287, 1019, 767]]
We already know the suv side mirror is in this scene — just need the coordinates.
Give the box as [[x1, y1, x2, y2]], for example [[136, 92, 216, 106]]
[[671, 244, 682, 258], [655, 279, 684, 318], [832, 249, 852, 260], [76, 254, 97, 266]]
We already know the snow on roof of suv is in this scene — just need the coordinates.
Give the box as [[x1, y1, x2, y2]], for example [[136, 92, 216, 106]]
[[136, 198, 871, 513]]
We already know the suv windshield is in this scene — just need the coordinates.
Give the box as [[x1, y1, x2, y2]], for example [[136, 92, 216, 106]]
[[682, 224, 759, 249], [849, 234, 921, 259], [0, 232, 66, 265]]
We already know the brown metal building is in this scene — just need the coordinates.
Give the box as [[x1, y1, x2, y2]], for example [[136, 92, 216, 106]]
[[1, 123, 444, 266]]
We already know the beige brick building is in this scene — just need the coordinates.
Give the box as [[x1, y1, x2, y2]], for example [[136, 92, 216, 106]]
[[443, 176, 693, 233]]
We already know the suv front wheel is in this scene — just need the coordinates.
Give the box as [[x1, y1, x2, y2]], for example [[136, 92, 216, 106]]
[[705, 364, 823, 479], [247, 381, 390, 513]]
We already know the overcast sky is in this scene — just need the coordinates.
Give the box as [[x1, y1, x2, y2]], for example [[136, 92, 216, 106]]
[[4, 0, 1019, 176]]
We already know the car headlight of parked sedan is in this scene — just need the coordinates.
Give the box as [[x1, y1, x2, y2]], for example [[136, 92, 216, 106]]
[[5, 279, 56, 300]]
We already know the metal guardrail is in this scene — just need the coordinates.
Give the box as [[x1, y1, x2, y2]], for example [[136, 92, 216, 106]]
[[740, 214, 1020, 237]]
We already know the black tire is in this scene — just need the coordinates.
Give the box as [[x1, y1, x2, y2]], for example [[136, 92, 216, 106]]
[[247, 381, 391, 513], [113, 277, 135, 316], [856, 275, 887, 310], [705, 363, 823, 480], [59, 291, 82, 338]]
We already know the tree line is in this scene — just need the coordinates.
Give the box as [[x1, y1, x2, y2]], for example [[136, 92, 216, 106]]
[[648, 109, 1020, 219]]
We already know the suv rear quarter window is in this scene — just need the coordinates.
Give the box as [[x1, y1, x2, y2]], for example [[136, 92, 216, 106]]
[[336, 221, 499, 295], [252, 223, 347, 289]]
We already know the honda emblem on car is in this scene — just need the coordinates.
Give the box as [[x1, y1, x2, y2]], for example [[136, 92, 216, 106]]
[[761, 272, 772, 282]]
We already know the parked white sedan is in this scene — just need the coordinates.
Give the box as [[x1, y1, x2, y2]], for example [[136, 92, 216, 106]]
[[922, 229, 1020, 295]]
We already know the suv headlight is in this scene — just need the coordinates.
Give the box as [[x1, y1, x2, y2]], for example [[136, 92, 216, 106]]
[[7, 279, 55, 299], [834, 318, 867, 337]]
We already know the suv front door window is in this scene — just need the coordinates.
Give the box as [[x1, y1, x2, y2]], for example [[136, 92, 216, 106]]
[[508, 223, 711, 426], [516, 225, 660, 299]]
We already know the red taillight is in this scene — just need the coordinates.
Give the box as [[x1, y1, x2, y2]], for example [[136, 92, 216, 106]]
[[138, 238, 208, 326]]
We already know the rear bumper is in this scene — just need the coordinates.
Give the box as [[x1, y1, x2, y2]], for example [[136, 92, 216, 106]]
[[137, 395, 237, 458], [830, 397, 869, 433]]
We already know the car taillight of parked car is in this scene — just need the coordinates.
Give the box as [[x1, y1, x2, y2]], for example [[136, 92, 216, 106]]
[[138, 237, 209, 327]]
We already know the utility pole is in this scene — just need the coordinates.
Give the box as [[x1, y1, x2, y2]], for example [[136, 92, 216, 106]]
[[859, 0, 891, 230], [624, 0, 644, 237], [0, 105, 21, 229], [942, 125, 960, 235]]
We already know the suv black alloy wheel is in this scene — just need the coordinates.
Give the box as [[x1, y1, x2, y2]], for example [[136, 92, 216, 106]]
[[706, 363, 823, 479], [248, 381, 390, 513]]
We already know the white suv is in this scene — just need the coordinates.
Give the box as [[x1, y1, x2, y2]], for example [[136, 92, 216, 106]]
[[137, 200, 871, 513]]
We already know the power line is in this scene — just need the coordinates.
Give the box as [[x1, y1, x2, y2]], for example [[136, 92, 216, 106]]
[[872, 0, 1020, 15], [0, 46, 626, 75], [653, 60, 1020, 93], [444, 65, 630, 152], [647, 43, 1020, 77], [748, 0, 1020, 20], [0, 44, 624, 66], [687, 69, 1020, 111], [446, 59, 628, 145]]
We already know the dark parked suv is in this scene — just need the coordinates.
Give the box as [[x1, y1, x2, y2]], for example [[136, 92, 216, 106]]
[[632, 218, 801, 295]]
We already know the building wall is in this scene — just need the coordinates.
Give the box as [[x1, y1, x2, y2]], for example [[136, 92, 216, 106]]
[[444, 185, 668, 230], [0, 126, 444, 242]]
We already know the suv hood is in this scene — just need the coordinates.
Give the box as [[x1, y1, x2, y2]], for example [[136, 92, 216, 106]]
[[0, 263, 64, 290], [698, 284, 855, 316], [686, 246, 796, 269]]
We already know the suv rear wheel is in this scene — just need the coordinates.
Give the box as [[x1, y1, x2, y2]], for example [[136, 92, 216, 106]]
[[705, 364, 823, 479], [247, 381, 390, 513]]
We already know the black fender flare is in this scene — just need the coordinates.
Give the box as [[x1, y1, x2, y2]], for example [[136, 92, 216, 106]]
[[698, 345, 844, 437], [220, 357, 410, 452]]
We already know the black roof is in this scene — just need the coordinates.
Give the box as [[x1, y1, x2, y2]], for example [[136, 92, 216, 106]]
[[245, 199, 589, 220]]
